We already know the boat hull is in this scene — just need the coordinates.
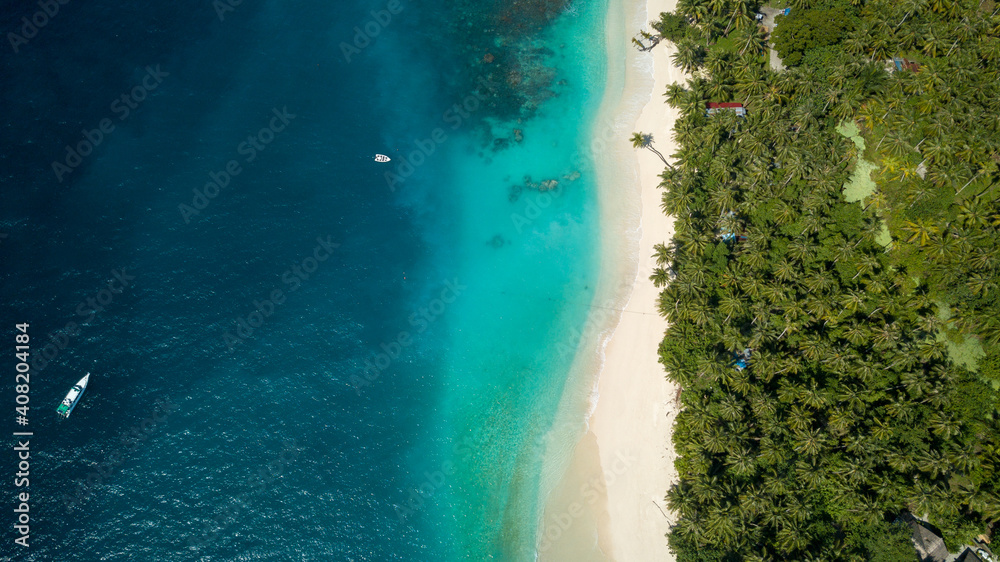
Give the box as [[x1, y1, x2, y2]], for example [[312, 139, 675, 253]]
[[56, 373, 90, 418]]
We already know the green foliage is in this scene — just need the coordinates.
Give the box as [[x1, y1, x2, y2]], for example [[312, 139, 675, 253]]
[[800, 45, 854, 79], [846, 521, 916, 562], [842, 157, 879, 203], [672, 38, 708, 73], [652, 0, 1000, 556], [979, 348, 1000, 390], [653, 11, 691, 43], [710, 35, 737, 53], [937, 330, 986, 373], [860, 45, 1000, 381], [771, 5, 857, 66]]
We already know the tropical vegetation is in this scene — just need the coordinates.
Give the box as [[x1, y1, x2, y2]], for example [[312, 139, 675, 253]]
[[631, 131, 673, 166], [646, 0, 1000, 558], [771, 0, 858, 66]]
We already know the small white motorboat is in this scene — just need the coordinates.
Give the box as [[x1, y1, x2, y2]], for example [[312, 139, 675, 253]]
[[374, 154, 391, 163], [56, 373, 90, 418]]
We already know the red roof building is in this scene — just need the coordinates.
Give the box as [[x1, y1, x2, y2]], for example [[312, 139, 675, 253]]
[[706, 102, 747, 117]]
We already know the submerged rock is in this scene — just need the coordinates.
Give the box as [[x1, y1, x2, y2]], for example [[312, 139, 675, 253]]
[[520, 174, 565, 192]]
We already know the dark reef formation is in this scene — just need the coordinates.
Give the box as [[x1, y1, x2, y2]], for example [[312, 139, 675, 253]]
[[444, 0, 574, 143], [507, 170, 581, 202]]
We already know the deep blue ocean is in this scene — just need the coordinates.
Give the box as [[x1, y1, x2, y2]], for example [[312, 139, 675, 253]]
[[1, 0, 608, 559]]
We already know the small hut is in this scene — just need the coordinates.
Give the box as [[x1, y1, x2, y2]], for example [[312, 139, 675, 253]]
[[706, 102, 747, 117]]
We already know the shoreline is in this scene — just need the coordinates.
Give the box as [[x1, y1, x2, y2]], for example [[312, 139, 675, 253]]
[[537, 0, 681, 558]]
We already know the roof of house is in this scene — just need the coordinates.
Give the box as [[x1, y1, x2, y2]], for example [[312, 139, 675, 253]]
[[956, 547, 988, 562], [903, 516, 950, 562], [706, 102, 747, 117], [892, 57, 922, 72], [915, 526, 949, 561]]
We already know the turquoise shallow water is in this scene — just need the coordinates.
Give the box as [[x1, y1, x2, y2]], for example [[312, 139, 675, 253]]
[[434, 4, 610, 557], [368, 1, 610, 557], [1, 0, 608, 559]]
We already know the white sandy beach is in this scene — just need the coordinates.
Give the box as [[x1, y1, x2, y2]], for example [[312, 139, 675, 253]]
[[538, 0, 683, 558]]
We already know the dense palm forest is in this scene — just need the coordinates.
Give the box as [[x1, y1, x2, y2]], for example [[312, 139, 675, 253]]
[[648, 0, 1000, 558]]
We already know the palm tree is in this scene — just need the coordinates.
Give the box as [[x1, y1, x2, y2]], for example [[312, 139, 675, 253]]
[[768, 260, 796, 285], [921, 25, 949, 57], [916, 449, 952, 479], [676, 0, 710, 23], [666, 481, 699, 517], [972, 491, 1000, 522], [664, 83, 689, 108], [650, 267, 672, 288], [704, 48, 734, 80], [719, 293, 746, 322], [775, 520, 811, 554], [832, 94, 862, 122], [672, 39, 705, 74], [737, 26, 769, 58], [740, 74, 769, 104], [707, 0, 728, 16], [706, 79, 733, 102], [928, 412, 961, 439], [843, 31, 869, 58], [661, 187, 694, 216], [723, 0, 754, 34], [653, 242, 672, 265], [901, 219, 940, 246], [896, 0, 928, 27], [630, 132, 672, 167], [967, 273, 997, 297]]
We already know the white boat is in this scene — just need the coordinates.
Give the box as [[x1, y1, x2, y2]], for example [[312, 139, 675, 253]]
[[56, 373, 90, 418], [374, 154, 391, 163]]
